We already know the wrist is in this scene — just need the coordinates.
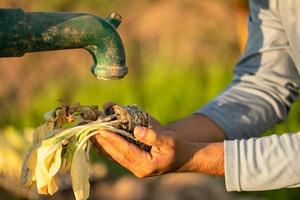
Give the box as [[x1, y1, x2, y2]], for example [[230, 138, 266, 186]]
[[175, 142, 205, 173], [176, 142, 224, 176]]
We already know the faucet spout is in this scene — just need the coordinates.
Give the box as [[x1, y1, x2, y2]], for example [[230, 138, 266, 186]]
[[0, 8, 128, 80]]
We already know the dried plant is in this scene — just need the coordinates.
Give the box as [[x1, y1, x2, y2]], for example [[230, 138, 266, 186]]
[[21, 102, 151, 200]]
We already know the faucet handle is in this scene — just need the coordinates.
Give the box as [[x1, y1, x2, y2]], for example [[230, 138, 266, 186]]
[[106, 13, 122, 29]]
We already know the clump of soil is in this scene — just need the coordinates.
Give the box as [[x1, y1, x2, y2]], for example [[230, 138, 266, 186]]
[[60, 103, 152, 151], [99, 105, 151, 151], [104, 105, 151, 151]]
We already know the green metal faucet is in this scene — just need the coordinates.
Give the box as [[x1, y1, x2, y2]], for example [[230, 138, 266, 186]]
[[0, 8, 128, 80]]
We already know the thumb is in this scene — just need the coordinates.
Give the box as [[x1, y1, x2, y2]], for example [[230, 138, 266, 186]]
[[134, 126, 164, 146]]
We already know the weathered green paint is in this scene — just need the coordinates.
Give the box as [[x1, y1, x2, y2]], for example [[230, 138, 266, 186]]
[[0, 8, 127, 80]]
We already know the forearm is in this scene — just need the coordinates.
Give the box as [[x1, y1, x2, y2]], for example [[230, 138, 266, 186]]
[[165, 114, 226, 143], [163, 115, 225, 175], [178, 142, 224, 176]]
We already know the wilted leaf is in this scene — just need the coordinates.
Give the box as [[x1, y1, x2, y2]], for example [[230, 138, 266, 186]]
[[71, 142, 90, 200], [55, 107, 74, 128], [21, 103, 149, 200], [61, 136, 77, 172], [44, 108, 57, 122], [35, 146, 62, 195], [20, 122, 54, 187]]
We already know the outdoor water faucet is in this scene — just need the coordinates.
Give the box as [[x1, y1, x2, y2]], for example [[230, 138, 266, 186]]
[[0, 8, 128, 80]]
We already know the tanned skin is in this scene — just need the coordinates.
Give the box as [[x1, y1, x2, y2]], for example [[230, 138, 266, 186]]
[[92, 103, 226, 178]]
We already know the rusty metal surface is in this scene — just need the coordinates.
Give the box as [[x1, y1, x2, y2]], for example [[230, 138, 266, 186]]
[[92, 64, 128, 80], [0, 8, 127, 80]]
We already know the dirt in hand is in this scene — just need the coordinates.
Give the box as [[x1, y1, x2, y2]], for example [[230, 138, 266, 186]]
[[59, 102, 152, 151], [99, 105, 151, 151]]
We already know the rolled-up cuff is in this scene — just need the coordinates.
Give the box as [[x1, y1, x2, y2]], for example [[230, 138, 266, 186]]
[[224, 140, 241, 192]]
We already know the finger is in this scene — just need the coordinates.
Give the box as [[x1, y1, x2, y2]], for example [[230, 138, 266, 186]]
[[90, 135, 113, 160], [134, 126, 166, 146], [96, 134, 132, 168], [100, 131, 150, 160], [96, 131, 149, 169]]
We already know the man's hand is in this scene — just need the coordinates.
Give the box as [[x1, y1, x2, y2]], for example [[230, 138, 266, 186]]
[[93, 126, 193, 177], [91, 102, 225, 177], [92, 126, 224, 178]]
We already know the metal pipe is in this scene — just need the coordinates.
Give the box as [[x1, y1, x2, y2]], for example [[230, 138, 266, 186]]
[[0, 8, 128, 80]]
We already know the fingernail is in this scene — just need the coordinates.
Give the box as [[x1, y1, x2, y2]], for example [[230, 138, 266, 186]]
[[134, 126, 145, 139]]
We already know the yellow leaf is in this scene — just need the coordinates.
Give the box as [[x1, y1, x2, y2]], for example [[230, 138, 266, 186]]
[[20, 122, 54, 187], [71, 143, 90, 200], [49, 146, 63, 177], [35, 146, 62, 195], [47, 177, 59, 195]]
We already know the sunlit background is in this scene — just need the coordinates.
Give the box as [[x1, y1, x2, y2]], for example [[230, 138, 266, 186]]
[[0, 0, 300, 199]]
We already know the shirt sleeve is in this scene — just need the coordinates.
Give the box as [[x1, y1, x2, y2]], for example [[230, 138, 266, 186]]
[[224, 133, 300, 191], [197, 0, 300, 140]]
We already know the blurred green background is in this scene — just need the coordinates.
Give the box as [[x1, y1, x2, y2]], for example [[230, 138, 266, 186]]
[[0, 0, 300, 200]]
